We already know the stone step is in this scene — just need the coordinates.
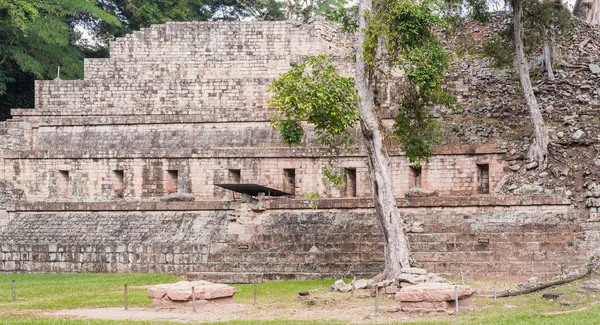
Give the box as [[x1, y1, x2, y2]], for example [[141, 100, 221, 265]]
[[208, 251, 384, 264], [409, 231, 584, 243], [412, 250, 587, 263], [416, 258, 584, 281], [83, 56, 353, 81], [410, 240, 588, 252], [185, 271, 375, 284], [191, 261, 383, 274]]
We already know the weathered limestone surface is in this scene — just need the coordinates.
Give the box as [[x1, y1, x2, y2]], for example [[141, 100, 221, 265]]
[[0, 20, 596, 280], [396, 283, 475, 314], [0, 198, 592, 280], [148, 280, 236, 309]]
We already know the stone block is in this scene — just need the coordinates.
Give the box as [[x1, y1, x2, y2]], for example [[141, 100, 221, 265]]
[[395, 283, 474, 302]]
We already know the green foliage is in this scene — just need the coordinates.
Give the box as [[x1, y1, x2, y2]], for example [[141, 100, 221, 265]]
[[87, 0, 286, 44], [269, 55, 359, 154], [441, 0, 490, 26], [0, 0, 120, 98], [482, 30, 515, 70], [269, 55, 359, 185], [363, 0, 453, 163], [393, 87, 443, 163], [322, 166, 345, 187], [364, 0, 441, 68], [300, 192, 320, 209], [483, 0, 576, 70], [285, 0, 352, 24]]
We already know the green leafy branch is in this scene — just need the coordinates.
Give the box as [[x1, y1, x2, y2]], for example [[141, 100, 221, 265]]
[[269, 55, 359, 155], [363, 0, 453, 163]]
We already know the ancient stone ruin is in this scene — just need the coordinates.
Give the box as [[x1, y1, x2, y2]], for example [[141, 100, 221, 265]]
[[0, 19, 598, 281], [148, 280, 236, 309]]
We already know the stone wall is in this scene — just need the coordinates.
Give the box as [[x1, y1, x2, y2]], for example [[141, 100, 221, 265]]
[[1, 145, 505, 201], [0, 197, 592, 281]]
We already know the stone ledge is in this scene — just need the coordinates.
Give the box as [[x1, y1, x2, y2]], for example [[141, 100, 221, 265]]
[[266, 196, 570, 209], [186, 272, 376, 284], [5, 201, 234, 212], [4, 145, 504, 159], [5, 196, 569, 212]]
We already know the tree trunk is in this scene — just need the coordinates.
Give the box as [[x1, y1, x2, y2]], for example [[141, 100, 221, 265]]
[[573, 0, 585, 17], [588, 0, 600, 25], [512, 0, 549, 170], [542, 41, 554, 81], [355, 0, 412, 280]]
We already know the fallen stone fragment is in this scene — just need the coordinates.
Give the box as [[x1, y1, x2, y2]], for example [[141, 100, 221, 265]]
[[572, 129, 585, 141], [395, 283, 475, 314], [514, 184, 544, 195], [428, 274, 449, 284], [396, 283, 474, 302], [148, 280, 236, 309], [404, 188, 439, 198], [331, 279, 352, 292], [161, 193, 196, 201], [580, 280, 600, 292], [509, 164, 521, 171], [353, 279, 372, 290], [385, 285, 399, 294]]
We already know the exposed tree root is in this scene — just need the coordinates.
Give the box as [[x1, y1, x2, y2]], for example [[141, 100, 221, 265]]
[[498, 249, 600, 298], [497, 271, 590, 298]]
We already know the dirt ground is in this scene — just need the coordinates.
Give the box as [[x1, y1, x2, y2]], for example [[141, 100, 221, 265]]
[[48, 300, 442, 324]]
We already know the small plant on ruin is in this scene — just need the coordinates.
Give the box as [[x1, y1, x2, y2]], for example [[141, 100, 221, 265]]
[[301, 192, 320, 209]]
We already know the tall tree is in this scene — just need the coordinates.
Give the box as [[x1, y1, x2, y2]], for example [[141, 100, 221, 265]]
[[354, 0, 412, 277], [270, 0, 453, 279], [588, 0, 600, 25], [482, 0, 574, 170], [511, 0, 549, 170], [573, 0, 585, 17]]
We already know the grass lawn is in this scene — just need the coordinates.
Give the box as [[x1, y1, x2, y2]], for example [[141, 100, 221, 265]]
[[0, 273, 182, 310], [0, 273, 598, 324]]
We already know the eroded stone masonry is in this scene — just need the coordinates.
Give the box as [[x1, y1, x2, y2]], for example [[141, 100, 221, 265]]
[[0, 21, 596, 281]]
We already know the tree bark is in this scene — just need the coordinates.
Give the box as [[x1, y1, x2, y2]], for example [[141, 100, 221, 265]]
[[355, 0, 412, 280], [512, 0, 549, 170], [542, 41, 554, 81], [573, 0, 585, 17], [588, 0, 600, 25]]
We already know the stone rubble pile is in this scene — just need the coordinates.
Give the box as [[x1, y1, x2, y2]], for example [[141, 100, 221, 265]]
[[148, 280, 236, 309], [332, 268, 475, 314], [441, 15, 600, 205]]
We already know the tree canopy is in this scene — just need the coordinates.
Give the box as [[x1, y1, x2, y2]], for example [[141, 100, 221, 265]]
[[0, 0, 121, 119], [83, 0, 286, 44], [0, 0, 119, 93]]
